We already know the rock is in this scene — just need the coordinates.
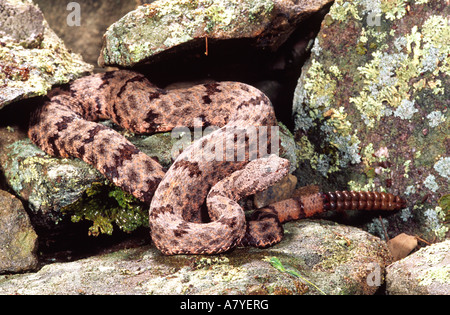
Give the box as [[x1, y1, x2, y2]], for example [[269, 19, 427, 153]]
[[99, 0, 334, 67], [0, 0, 44, 48], [0, 189, 38, 273], [33, 0, 149, 69], [0, 0, 93, 110], [292, 0, 449, 241], [386, 240, 450, 295], [387, 233, 418, 261], [2, 138, 105, 228], [0, 220, 392, 294]]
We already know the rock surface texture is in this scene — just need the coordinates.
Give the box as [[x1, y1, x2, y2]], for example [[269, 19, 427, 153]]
[[0, 220, 392, 295], [33, 0, 148, 68], [99, 0, 334, 67], [292, 0, 449, 241], [0, 0, 93, 109], [386, 240, 450, 295], [0, 189, 38, 273]]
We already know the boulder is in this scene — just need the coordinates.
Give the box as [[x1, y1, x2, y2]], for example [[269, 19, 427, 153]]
[[0, 220, 392, 295], [292, 0, 449, 241], [386, 240, 450, 295], [99, 0, 334, 67], [2, 138, 105, 228]]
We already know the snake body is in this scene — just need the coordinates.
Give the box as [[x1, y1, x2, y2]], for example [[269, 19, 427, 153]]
[[28, 70, 406, 255]]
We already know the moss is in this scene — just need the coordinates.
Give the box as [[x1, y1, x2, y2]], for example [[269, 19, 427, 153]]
[[62, 182, 148, 236]]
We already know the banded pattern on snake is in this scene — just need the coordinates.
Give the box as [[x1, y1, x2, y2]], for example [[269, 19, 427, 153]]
[[28, 70, 406, 255]]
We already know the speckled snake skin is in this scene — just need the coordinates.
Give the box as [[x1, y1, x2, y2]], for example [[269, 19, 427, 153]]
[[28, 70, 406, 255]]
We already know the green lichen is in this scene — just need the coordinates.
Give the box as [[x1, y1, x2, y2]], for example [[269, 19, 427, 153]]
[[347, 179, 377, 193], [418, 265, 450, 286], [348, 15, 449, 127], [63, 182, 148, 236], [380, 0, 407, 20], [294, 59, 362, 176], [328, 1, 362, 21], [294, 0, 449, 195], [414, 241, 450, 287], [194, 256, 230, 269]]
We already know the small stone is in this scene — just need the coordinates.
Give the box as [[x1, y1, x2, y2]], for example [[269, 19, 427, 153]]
[[387, 233, 417, 261]]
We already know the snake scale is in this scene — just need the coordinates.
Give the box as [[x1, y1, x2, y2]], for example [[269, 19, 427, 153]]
[[28, 70, 406, 255]]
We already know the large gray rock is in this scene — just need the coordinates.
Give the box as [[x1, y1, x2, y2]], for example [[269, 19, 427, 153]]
[[99, 0, 334, 67], [0, 220, 392, 294], [0, 0, 93, 109], [2, 138, 104, 227], [292, 0, 449, 241], [386, 240, 450, 295], [0, 189, 38, 273]]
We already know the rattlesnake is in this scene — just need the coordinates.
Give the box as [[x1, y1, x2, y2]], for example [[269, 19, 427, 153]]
[[28, 70, 406, 255]]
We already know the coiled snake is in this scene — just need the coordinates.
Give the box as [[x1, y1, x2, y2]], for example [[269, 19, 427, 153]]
[[28, 70, 406, 255]]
